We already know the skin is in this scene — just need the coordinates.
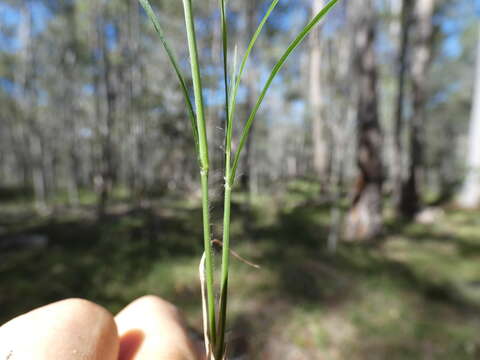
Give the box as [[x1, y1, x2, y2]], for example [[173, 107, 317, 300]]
[[0, 296, 205, 360]]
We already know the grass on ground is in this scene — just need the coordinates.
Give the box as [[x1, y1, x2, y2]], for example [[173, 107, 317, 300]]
[[1, 184, 479, 359]]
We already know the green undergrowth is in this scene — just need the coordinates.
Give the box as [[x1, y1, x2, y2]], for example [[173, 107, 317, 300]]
[[1, 188, 479, 359]]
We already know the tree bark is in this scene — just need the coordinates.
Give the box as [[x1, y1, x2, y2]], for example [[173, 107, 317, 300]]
[[399, 0, 436, 218], [309, 0, 329, 183], [19, 2, 47, 210], [458, 26, 480, 208], [345, 0, 384, 241], [99, 29, 116, 217], [63, 1, 81, 206], [91, 7, 117, 218], [393, 0, 414, 215]]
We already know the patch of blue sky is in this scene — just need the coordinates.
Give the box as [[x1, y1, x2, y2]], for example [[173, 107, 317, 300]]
[[0, 3, 21, 52], [266, 2, 306, 33], [0, 78, 16, 93], [104, 22, 119, 51], [442, 36, 462, 59], [439, 15, 472, 59], [0, 1, 52, 53], [30, 0, 52, 34], [430, 83, 461, 107], [0, 3, 20, 27], [82, 84, 94, 96], [289, 99, 306, 125]]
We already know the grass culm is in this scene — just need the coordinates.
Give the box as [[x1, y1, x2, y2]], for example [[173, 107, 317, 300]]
[[138, 0, 340, 358]]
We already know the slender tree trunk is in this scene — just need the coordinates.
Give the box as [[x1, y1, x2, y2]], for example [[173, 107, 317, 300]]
[[63, 1, 80, 206], [129, 0, 148, 201], [458, 26, 480, 208], [19, 2, 47, 210], [96, 17, 117, 217], [399, 0, 436, 218], [345, 0, 384, 241], [11, 108, 30, 189], [393, 0, 414, 214], [92, 66, 104, 213], [309, 0, 329, 184], [30, 132, 47, 210]]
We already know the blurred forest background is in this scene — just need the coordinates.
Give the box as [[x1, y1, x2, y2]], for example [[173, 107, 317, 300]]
[[1, 0, 480, 359]]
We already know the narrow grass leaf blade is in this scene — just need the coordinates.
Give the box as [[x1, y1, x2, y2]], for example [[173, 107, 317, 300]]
[[227, 0, 280, 135], [138, 0, 199, 155], [217, 45, 237, 358], [230, 0, 339, 183], [220, 0, 230, 176], [220, 0, 229, 125], [224, 45, 238, 167], [229, 45, 238, 105], [217, 2, 281, 353]]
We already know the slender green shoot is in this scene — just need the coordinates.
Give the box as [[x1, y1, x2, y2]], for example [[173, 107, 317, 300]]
[[139, 0, 340, 357], [220, 0, 229, 129], [219, 2, 339, 355], [216, 1, 232, 355], [216, 182, 231, 358], [216, 2, 281, 356], [138, 0, 199, 156], [230, 0, 339, 184], [181, 0, 216, 347], [227, 0, 280, 130]]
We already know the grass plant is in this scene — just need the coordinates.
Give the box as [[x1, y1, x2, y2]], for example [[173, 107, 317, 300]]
[[138, 0, 340, 357]]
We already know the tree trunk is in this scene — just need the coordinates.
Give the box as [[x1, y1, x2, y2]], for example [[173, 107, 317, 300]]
[[96, 16, 117, 217], [393, 0, 414, 215], [63, 1, 81, 206], [458, 26, 480, 208], [345, 0, 384, 241], [129, 0, 148, 201], [399, 0, 436, 218], [309, 0, 329, 184], [19, 2, 47, 210], [30, 133, 47, 210]]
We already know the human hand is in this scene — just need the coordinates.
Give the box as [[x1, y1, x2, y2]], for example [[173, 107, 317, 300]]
[[0, 295, 205, 360]]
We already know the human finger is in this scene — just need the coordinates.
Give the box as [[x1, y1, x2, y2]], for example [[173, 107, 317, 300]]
[[115, 295, 204, 360], [0, 298, 119, 360]]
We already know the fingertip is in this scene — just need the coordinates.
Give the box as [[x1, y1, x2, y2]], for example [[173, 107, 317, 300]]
[[122, 295, 181, 318], [116, 295, 201, 360], [0, 298, 119, 360]]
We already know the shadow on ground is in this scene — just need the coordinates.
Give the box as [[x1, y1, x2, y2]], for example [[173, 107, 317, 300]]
[[1, 194, 480, 359], [0, 203, 203, 321]]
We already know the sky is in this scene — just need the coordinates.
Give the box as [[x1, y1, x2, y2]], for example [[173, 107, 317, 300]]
[[1, 0, 478, 53], [0, 0, 479, 98]]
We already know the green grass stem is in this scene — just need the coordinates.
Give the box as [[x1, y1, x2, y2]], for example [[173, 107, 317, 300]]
[[181, 0, 216, 347], [139, 0, 340, 357]]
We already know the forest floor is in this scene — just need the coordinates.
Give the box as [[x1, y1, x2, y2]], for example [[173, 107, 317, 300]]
[[1, 182, 480, 359]]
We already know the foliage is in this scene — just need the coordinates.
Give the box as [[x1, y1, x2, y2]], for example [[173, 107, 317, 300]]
[[1, 188, 480, 359]]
